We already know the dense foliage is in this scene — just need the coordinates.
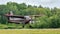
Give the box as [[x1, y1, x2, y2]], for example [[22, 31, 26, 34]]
[[0, 2, 60, 29]]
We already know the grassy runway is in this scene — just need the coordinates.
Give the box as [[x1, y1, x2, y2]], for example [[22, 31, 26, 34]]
[[0, 29, 60, 34]]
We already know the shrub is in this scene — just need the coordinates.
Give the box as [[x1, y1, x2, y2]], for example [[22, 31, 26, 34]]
[[30, 16, 51, 28]]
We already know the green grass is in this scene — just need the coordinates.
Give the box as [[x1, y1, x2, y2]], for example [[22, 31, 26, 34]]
[[0, 23, 60, 34], [0, 29, 60, 34], [0, 23, 23, 29]]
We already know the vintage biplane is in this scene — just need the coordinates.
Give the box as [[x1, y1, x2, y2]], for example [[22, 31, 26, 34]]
[[4, 11, 42, 27]]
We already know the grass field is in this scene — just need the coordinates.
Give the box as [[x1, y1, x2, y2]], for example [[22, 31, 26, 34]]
[[0, 29, 60, 34]]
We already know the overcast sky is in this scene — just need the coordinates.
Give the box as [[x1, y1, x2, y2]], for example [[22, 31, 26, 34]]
[[0, 0, 60, 8]]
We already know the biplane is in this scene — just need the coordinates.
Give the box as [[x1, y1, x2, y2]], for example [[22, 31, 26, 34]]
[[4, 11, 42, 28]]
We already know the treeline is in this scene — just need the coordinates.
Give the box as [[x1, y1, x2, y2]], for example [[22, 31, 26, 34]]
[[0, 2, 60, 28]]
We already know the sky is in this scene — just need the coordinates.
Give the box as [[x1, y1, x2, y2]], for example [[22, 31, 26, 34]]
[[0, 0, 60, 8]]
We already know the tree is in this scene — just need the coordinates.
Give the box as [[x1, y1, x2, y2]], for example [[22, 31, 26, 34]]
[[28, 5, 33, 8], [38, 5, 43, 8]]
